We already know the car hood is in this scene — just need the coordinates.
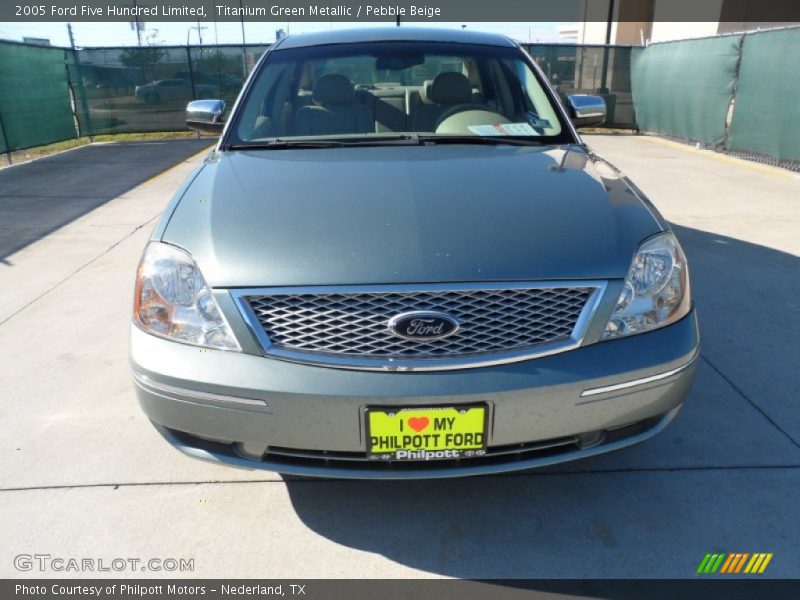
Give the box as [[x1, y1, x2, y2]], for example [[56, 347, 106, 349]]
[[161, 144, 664, 287]]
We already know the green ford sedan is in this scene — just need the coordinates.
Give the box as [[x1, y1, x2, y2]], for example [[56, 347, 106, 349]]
[[130, 28, 699, 478]]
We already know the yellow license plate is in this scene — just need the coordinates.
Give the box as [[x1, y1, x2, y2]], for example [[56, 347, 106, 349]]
[[366, 405, 488, 461]]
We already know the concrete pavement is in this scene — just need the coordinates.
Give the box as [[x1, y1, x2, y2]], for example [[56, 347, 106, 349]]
[[0, 139, 213, 325], [586, 134, 800, 446], [0, 139, 213, 261], [0, 136, 798, 579]]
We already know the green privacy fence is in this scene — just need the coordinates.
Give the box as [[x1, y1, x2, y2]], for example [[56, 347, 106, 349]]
[[2, 31, 800, 167], [728, 27, 800, 162], [0, 41, 77, 154], [0, 40, 270, 153], [523, 43, 635, 128], [0, 39, 635, 154], [630, 25, 800, 167], [631, 34, 742, 146], [45, 42, 638, 138], [69, 44, 270, 136]]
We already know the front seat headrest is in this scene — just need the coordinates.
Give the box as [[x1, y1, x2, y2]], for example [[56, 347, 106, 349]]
[[429, 72, 473, 105], [422, 79, 434, 102], [313, 74, 355, 105]]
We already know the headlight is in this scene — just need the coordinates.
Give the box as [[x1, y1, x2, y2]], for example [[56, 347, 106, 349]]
[[133, 242, 240, 351], [603, 232, 691, 339]]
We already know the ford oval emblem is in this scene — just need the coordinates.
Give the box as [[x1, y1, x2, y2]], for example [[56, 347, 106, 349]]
[[388, 311, 460, 341]]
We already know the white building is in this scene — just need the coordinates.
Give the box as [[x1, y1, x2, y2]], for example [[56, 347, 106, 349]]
[[576, 0, 797, 45]]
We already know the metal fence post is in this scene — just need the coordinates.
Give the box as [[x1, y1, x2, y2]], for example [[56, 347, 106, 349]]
[[64, 48, 93, 141], [0, 100, 12, 165], [722, 33, 746, 152], [186, 46, 197, 100], [599, 0, 615, 93], [239, 0, 247, 77]]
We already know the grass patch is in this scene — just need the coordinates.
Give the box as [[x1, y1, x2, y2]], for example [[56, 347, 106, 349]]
[[2, 131, 211, 166], [92, 131, 199, 143], [578, 127, 637, 135]]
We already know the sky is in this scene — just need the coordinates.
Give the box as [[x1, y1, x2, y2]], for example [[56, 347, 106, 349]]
[[0, 21, 576, 47]]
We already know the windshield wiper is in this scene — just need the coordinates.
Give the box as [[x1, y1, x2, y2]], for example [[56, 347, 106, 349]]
[[226, 135, 422, 151], [226, 140, 348, 150], [416, 135, 544, 146], [226, 134, 544, 151]]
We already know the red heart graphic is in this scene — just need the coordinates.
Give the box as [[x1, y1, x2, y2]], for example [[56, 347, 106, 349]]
[[408, 417, 430, 432]]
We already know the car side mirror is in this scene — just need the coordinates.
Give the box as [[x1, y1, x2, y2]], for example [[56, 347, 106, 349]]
[[186, 99, 226, 135], [567, 95, 606, 129]]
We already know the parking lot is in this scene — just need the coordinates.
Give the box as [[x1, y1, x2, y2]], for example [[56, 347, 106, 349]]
[[0, 135, 798, 579]]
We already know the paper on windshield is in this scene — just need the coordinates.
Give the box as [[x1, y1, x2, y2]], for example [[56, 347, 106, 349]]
[[468, 122, 541, 136]]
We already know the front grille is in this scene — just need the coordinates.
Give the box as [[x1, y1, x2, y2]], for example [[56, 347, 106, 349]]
[[240, 283, 600, 369]]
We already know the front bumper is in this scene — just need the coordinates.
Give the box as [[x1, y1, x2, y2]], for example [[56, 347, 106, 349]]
[[131, 310, 699, 479]]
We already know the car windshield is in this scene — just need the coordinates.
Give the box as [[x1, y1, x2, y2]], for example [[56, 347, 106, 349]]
[[227, 41, 567, 146]]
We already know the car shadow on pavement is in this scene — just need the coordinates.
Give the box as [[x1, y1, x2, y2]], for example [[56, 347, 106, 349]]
[[0, 138, 213, 262], [282, 226, 800, 580], [669, 224, 800, 445]]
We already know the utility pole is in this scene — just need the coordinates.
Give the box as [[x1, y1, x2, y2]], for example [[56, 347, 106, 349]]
[[133, 0, 142, 46], [604, 0, 615, 45], [189, 21, 207, 45], [599, 0, 615, 93], [66, 23, 92, 142], [122, 0, 146, 45], [213, 15, 221, 85], [239, 0, 247, 77]]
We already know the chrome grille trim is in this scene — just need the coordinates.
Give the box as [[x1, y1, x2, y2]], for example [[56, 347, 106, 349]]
[[232, 281, 607, 371]]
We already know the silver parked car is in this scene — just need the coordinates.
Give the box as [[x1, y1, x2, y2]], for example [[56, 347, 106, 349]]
[[130, 28, 699, 479], [134, 79, 221, 103]]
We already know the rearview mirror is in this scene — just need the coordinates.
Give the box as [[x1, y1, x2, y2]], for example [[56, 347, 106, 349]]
[[566, 95, 606, 129], [186, 99, 226, 135], [375, 52, 425, 71]]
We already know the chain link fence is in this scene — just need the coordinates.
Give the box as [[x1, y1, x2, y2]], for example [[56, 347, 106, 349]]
[[68, 44, 269, 136], [631, 25, 800, 169], [523, 43, 636, 129], [631, 34, 742, 147], [726, 26, 800, 169], [0, 41, 78, 154], [0, 39, 639, 156], [2, 31, 798, 168]]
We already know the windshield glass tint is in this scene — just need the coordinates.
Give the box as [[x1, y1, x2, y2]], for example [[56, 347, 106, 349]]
[[231, 42, 564, 143]]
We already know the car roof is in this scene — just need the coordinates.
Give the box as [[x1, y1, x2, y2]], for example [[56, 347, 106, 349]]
[[275, 27, 518, 50]]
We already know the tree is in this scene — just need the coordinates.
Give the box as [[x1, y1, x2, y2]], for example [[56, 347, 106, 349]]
[[120, 46, 166, 83]]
